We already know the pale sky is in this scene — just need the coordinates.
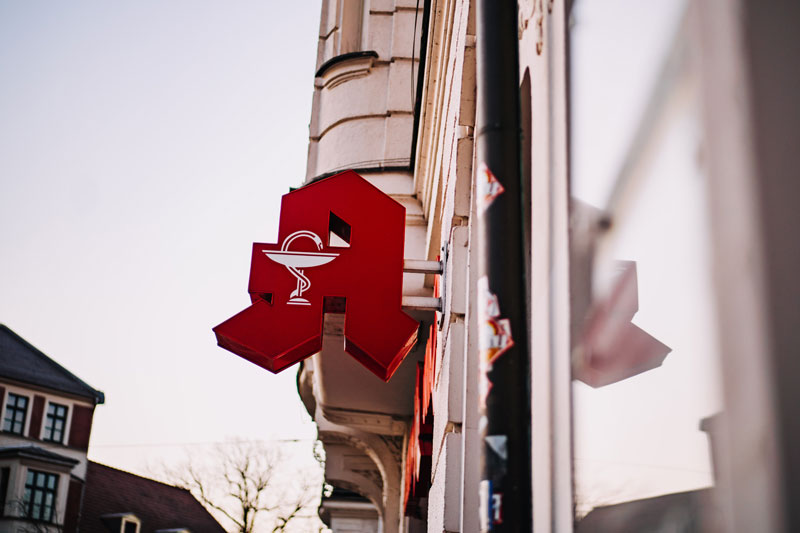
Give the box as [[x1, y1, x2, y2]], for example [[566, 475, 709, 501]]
[[0, 1, 323, 475]]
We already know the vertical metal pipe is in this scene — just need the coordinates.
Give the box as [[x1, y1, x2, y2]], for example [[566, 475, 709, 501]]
[[475, 0, 532, 531]]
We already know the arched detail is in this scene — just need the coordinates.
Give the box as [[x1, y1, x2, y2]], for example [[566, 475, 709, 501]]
[[323, 442, 384, 514], [316, 406, 405, 533]]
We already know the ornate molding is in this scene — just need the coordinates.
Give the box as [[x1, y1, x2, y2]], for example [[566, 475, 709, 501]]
[[316, 51, 379, 89], [378, 435, 404, 466], [353, 468, 384, 490], [320, 406, 407, 436], [315, 406, 404, 532]]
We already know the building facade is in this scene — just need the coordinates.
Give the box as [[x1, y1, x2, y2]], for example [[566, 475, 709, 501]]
[[0, 324, 104, 532], [294, 1, 800, 532], [0, 325, 226, 533]]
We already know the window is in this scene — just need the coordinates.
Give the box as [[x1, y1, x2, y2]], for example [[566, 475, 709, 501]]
[[24, 470, 58, 522], [337, 0, 364, 55], [320, 0, 367, 63], [570, 0, 723, 528], [3, 393, 28, 434], [43, 403, 68, 443], [122, 518, 140, 533]]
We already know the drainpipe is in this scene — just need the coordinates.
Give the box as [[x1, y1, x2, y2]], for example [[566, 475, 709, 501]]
[[475, 0, 532, 531]]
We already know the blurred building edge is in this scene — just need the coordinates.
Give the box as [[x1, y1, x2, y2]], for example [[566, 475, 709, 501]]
[[574, 415, 723, 533], [575, 489, 716, 533], [297, 0, 800, 532], [0, 325, 226, 533]]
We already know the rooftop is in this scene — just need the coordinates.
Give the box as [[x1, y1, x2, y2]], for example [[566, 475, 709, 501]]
[[0, 324, 104, 404], [79, 461, 226, 533], [0, 445, 79, 467]]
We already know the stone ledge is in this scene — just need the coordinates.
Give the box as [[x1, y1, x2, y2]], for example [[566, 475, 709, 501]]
[[316, 50, 380, 89]]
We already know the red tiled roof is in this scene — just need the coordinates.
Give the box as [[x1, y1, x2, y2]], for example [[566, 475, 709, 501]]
[[79, 461, 227, 533]]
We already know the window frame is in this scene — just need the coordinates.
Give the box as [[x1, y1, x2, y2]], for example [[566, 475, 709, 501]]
[[42, 402, 68, 444], [338, 0, 365, 56], [319, 0, 369, 65], [2, 392, 29, 435], [23, 469, 59, 523], [121, 516, 141, 533]]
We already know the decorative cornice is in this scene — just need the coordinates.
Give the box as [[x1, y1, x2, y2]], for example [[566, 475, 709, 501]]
[[316, 51, 380, 89], [316, 50, 379, 77], [378, 435, 404, 468], [308, 163, 411, 184], [320, 406, 407, 436]]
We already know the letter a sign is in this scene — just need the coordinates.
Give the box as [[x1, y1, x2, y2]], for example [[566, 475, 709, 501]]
[[213, 170, 419, 381]]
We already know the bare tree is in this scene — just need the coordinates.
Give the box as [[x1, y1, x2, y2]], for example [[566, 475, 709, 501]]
[[7, 499, 63, 533], [166, 440, 326, 533]]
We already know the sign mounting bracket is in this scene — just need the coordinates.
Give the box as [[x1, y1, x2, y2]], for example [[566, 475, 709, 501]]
[[402, 259, 443, 274], [401, 258, 444, 311]]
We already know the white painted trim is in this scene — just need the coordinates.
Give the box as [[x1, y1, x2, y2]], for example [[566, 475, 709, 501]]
[[0, 382, 92, 447], [0, 386, 33, 437], [121, 515, 142, 533], [42, 398, 72, 447]]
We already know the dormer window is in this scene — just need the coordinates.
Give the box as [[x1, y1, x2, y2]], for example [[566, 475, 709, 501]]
[[43, 402, 68, 443], [3, 393, 28, 435], [122, 516, 141, 533], [101, 512, 141, 533]]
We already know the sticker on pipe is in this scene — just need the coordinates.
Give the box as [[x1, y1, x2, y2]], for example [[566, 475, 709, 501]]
[[478, 276, 515, 365], [478, 163, 505, 214], [479, 479, 504, 530], [483, 317, 514, 364]]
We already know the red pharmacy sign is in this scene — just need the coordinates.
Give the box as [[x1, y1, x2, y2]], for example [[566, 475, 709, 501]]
[[213, 170, 418, 381]]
